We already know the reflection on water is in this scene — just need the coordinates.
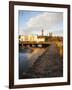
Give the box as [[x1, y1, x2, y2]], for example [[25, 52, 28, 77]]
[[19, 48, 45, 79], [19, 52, 32, 79]]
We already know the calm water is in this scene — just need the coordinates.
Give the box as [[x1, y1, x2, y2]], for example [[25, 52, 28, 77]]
[[19, 52, 32, 79], [19, 48, 45, 79]]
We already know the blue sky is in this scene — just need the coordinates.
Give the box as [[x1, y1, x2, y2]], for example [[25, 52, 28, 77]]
[[18, 10, 63, 36], [18, 11, 42, 31]]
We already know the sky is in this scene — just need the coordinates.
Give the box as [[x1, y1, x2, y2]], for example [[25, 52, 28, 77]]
[[18, 10, 63, 36]]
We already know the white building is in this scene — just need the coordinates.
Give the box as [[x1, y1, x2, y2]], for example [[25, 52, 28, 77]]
[[19, 35, 45, 42]]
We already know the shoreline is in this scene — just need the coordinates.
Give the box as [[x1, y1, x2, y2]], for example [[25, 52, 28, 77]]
[[20, 43, 63, 79]]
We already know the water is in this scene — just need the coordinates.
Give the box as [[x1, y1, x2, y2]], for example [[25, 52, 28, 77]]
[[19, 48, 46, 79], [19, 52, 32, 79]]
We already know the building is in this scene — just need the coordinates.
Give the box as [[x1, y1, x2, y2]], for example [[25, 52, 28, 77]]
[[19, 35, 25, 41], [42, 29, 44, 36], [19, 35, 37, 42], [49, 32, 52, 37], [19, 35, 45, 42], [37, 36, 45, 42]]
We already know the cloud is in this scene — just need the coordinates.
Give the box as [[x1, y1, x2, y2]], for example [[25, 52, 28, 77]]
[[20, 12, 63, 36], [27, 12, 62, 28]]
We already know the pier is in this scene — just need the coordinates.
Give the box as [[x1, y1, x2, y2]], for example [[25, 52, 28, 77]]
[[19, 41, 50, 48]]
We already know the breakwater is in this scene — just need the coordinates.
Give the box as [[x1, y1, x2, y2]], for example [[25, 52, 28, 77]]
[[22, 43, 63, 78]]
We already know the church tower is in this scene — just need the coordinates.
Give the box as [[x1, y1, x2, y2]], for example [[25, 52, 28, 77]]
[[42, 29, 44, 36]]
